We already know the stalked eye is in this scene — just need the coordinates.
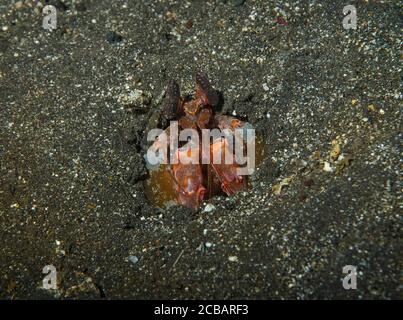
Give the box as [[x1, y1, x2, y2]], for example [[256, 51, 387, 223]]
[[196, 72, 219, 106], [161, 79, 180, 120]]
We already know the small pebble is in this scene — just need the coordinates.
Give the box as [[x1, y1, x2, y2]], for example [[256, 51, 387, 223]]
[[203, 204, 216, 213], [184, 20, 193, 29], [228, 256, 238, 262], [323, 161, 334, 172], [15, 1, 23, 9], [128, 255, 139, 265]]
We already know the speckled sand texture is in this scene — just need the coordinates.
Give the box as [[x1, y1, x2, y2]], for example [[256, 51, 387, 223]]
[[0, 0, 401, 299]]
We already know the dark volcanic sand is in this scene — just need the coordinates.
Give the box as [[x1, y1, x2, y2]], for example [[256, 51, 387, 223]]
[[0, 0, 401, 299]]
